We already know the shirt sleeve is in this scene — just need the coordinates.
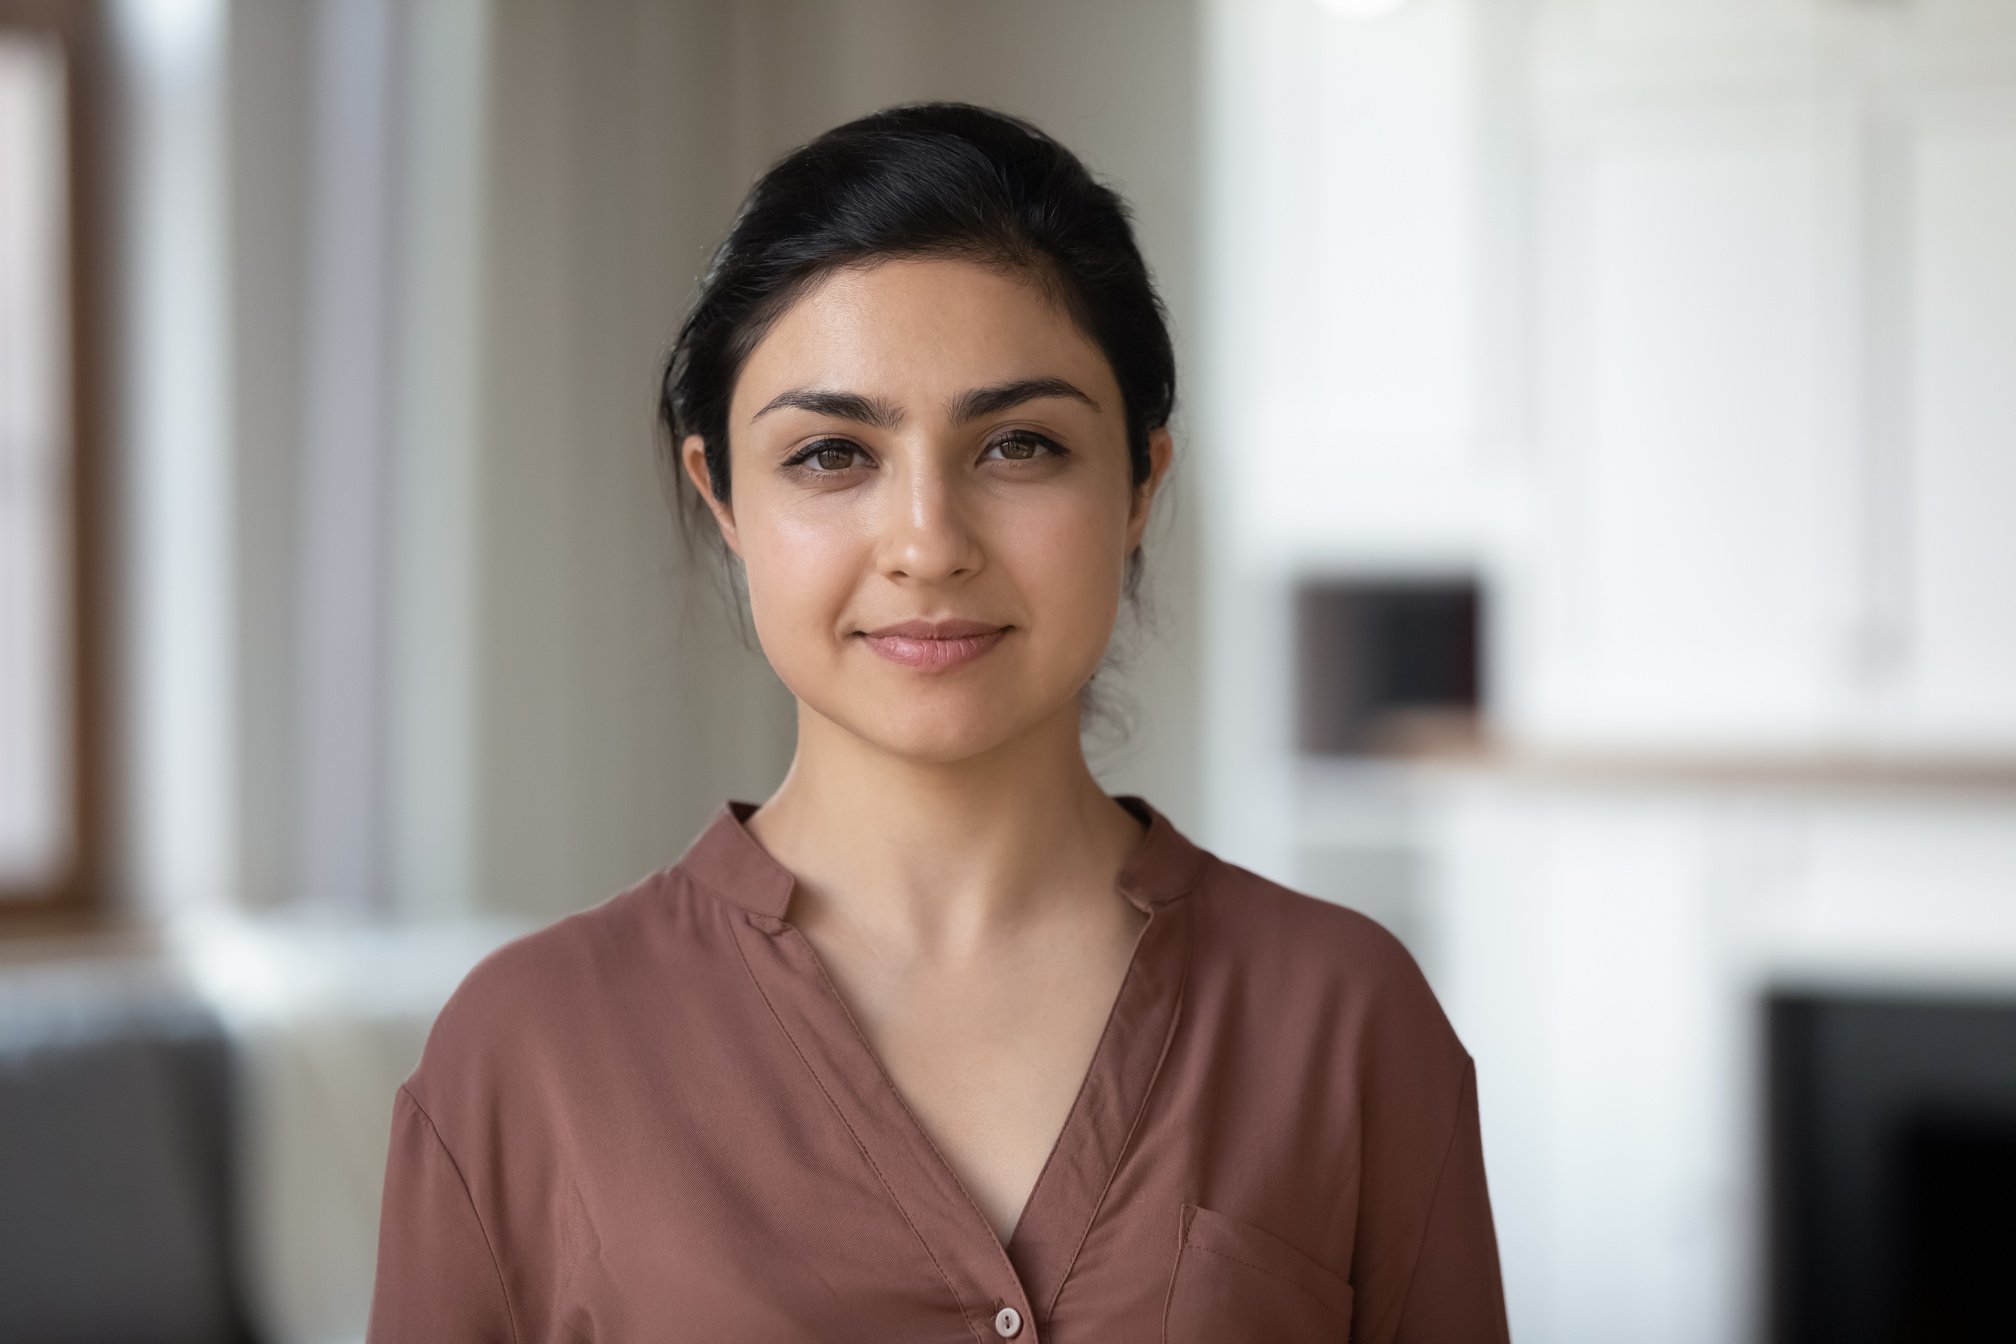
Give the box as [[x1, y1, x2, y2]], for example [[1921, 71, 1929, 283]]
[[1386, 1057, 1513, 1343], [365, 1084, 519, 1344]]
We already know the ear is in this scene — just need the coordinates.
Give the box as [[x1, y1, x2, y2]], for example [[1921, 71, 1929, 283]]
[[1125, 426, 1174, 556], [681, 433, 742, 556]]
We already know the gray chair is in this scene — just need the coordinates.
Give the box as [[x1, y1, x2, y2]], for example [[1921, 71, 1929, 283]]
[[0, 961, 261, 1344]]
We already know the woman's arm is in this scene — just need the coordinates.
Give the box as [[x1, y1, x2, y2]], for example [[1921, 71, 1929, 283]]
[[364, 1084, 519, 1344], [1374, 1058, 1513, 1343], [1354, 1063, 1516, 1344]]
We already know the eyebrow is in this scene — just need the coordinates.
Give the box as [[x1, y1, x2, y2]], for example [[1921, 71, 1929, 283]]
[[749, 376, 1100, 428]]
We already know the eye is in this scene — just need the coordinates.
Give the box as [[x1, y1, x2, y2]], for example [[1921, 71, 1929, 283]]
[[983, 430, 1069, 464], [782, 437, 868, 474]]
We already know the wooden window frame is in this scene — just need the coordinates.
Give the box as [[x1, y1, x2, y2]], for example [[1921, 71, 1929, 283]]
[[1, 0, 114, 936]]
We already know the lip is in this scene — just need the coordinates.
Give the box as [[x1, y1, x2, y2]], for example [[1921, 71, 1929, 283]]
[[856, 621, 1011, 671], [862, 618, 1005, 639]]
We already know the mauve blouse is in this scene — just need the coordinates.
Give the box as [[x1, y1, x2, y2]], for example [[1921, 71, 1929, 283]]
[[365, 794, 1511, 1343]]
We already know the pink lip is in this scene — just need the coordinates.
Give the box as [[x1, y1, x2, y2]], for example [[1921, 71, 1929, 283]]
[[858, 627, 1010, 670]]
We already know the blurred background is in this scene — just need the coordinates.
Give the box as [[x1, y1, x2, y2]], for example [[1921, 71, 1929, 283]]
[[3, 0, 2013, 1340]]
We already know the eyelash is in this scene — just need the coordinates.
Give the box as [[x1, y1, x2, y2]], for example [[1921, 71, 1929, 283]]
[[782, 430, 1069, 475]]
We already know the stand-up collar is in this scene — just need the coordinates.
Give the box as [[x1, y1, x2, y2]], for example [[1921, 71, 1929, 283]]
[[673, 793, 1211, 924]]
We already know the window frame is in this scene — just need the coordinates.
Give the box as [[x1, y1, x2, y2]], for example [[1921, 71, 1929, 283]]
[[0, 0, 114, 935]]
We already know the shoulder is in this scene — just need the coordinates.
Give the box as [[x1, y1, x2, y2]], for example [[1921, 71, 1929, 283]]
[[434, 878, 650, 1025], [401, 864, 700, 1110], [1191, 853, 1470, 1065], [1191, 852, 1430, 986]]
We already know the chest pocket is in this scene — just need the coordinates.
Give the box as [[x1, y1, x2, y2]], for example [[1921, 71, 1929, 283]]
[[1161, 1202, 1355, 1343]]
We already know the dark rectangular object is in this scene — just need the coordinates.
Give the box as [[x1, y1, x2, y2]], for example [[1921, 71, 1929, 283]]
[[1766, 990, 2016, 1344], [1295, 576, 1484, 755]]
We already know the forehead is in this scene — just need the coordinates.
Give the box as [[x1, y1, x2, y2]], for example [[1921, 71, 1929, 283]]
[[731, 257, 1116, 422]]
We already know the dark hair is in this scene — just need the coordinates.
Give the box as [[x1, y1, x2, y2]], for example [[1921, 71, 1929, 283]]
[[655, 101, 1178, 746]]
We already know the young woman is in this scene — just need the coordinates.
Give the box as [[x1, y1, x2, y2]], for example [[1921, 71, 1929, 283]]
[[366, 101, 1509, 1344]]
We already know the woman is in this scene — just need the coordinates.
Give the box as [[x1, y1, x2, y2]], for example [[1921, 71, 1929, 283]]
[[366, 101, 1509, 1343]]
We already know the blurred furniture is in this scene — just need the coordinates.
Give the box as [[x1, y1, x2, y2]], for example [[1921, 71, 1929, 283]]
[[1419, 766, 2016, 1344], [0, 916, 527, 1344], [0, 957, 259, 1343], [176, 915, 531, 1344]]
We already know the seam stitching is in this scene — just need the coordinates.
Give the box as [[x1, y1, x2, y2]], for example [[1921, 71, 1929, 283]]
[[1362, 1056, 1472, 1343], [729, 916, 987, 1344], [1044, 897, 1194, 1323], [398, 1084, 523, 1344], [1186, 1244, 1352, 1321]]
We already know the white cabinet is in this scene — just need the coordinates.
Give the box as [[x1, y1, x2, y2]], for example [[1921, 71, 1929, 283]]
[[1514, 0, 2016, 754], [1203, 0, 1511, 567], [1519, 94, 1864, 749], [1206, 0, 2016, 769], [1880, 81, 2016, 746]]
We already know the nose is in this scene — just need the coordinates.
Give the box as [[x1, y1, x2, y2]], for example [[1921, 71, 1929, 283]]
[[874, 450, 985, 582]]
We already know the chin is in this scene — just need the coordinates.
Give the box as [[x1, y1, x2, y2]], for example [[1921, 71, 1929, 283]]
[[879, 716, 1021, 765], [826, 694, 1049, 764]]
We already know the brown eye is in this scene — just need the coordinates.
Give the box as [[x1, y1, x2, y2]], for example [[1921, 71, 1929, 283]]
[[784, 438, 867, 474], [985, 430, 1067, 463], [812, 445, 857, 470]]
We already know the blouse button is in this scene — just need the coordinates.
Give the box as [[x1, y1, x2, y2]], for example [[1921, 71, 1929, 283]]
[[993, 1305, 1022, 1337]]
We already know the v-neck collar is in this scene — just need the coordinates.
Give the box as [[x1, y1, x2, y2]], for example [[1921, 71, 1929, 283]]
[[675, 792, 1210, 922], [674, 794, 1208, 1341]]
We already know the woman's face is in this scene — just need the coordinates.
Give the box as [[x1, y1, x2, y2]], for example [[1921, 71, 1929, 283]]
[[682, 256, 1172, 765]]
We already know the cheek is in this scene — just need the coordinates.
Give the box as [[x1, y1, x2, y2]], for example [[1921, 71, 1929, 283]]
[[1029, 485, 1127, 561], [1007, 492, 1128, 621], [739, 511, 859, 646]]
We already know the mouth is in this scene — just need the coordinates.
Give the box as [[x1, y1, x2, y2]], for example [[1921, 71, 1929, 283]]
[[858, 618, 1009, 640], [855, 625, 1012, 671]]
